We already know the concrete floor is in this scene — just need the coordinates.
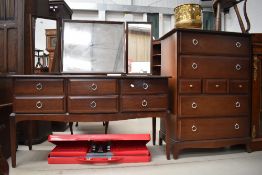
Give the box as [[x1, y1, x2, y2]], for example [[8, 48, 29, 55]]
[[8, 118, 262, 175]]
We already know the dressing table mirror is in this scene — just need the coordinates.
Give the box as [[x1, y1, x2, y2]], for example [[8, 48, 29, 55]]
[[126, 22, 152, 74]]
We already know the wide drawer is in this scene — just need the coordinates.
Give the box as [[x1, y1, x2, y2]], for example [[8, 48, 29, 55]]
[[179, 31, 250, 56], [179, 55, 250, 79], [178, 117, 249, 141], [14, 79, 64, 95], [179, 95, 249, 116], [121, 79, 168, 94], [179, 79, 201, 94], [121, 95, 168, 112], [68, 79, 117, 95], [203, 79, 227, 94], [13, 96, 65, 113], [68, 96, 118, 113], [229, 80, 249, 94]]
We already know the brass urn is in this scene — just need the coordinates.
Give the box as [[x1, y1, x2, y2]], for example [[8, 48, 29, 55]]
[[174, 4, 202, 29]]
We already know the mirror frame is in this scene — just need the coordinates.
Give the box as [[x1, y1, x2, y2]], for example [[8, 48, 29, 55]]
[[61, 20, 126, 74], [126, 21, 153, 75]]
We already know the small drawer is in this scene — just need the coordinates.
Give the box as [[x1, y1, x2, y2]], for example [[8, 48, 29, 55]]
[[14, 79, 64, 96], [179, 31, 250, 56], [68, 96, 118, 113], [203, 79, 227, 94], [179, 79, 201, 94], [229, 80, 249, 94], [13, 96, 65, 113], [121, 79, 168, 94], [68, 79, 117, 95], [178, 117, 249, 141], [179, 95, 249, 116], [121, 95, 168, 112]]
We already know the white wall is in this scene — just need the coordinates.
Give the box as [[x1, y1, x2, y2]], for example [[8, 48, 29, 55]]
[[72, 11, 99, 20]]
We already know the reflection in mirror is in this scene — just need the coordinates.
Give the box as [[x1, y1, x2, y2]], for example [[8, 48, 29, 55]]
[[62, 20, 126, 74], [34, 17, 57, 73], [127, 22, 152, 74]]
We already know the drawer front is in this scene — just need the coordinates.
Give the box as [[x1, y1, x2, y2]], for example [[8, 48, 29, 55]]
[[14, 97, 65, 113], [179, 56, 250, 79], [68, 96, 118, 113], [121, 79, 168, 94], [229, 80, 249, 94], [68, 79, 117, 95], [180, 32, 250, 56], [178, 117, 249, 141], [179, 79, 201, 94], [203, 79, 227, 94], [179, 95, 249, 116], [121, 95, 168, 112], [14, 79, 64, 95]]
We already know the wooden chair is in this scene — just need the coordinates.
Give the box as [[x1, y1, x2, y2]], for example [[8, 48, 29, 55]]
[[69, 122, 109, 135]]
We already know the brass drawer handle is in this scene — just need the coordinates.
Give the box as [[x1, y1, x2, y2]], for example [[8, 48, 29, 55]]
[[91, 83, 97, 91], [238, 84, 243, 88], [235, 101, 241, 108], [36, 101, 43, 109], [130, 83, 135, 88], [192, 63, 198, 70], [192, 39, 198, 46], [36, 83, 43, 91], [235, 64, 242, 71], [142, 99, 148, 107], [90, 101, 97, 108], [215, 84, 220, 88], [236, 42, 241, 48], [235, 123, 240, 130], [143, 83, 149, 90], [192, 102, 198, 109], [189, 84, 193, 88], [192, 125, 197, 132]]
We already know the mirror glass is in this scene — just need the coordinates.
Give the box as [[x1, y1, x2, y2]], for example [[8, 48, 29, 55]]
[[34, 17, 57, 73], [62, 20, 126, 73], [127, 22, 152, 74]]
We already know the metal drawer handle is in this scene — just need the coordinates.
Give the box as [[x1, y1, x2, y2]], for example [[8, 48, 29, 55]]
[[235, 123, 240, 130], [192, 62, 198, 70], [215, 84, 220, 88], [236, 42, 241, 48], [91, 83, 97, 91], [235, 101, 241, 108], [142, 99, 148, 107], [130, 83, 135, 88], [192, 125, 197, 132], [90, 101, 97, 108], [192, 39, 198, 45], [143, 83, 149, 90], [192, 102, 198, 109], [36, 83, 43, 91], [36, 101, 43, 109], [238, 84, 243, 88], [235, 64, 242, 71], [189, 84, 193, 88]]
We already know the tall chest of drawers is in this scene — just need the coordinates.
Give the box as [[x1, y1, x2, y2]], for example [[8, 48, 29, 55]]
[[160, 29, 252, 159]]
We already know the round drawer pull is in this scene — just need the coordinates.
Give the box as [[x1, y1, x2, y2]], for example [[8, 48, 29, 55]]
[[192, 102, 198, 109], [192, 63, 198, 70], [235, 101, 241, 108], [238, 84, 243, 88], [91, 83, 97, 91], [235, 123, 240, 130], [215, 84, 220, 88], [142, 99, 148, 107], [192, 125, 197, 132], [192, 39, 199, 46], [235, 64, 242, 71], [90, 101, 97, 108], [236, 42, 241, 48], [143, 83, 149, 90], [189, 84, 193, 88], [36, 101, 43, 109], [36, 83, 43, 91], [130, 83, 135, 88]]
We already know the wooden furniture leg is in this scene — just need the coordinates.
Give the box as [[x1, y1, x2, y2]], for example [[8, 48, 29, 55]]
[[27, 121, 32, 150], [152, 117, 156, 145], [69, 122, 73, 135], [165, 113, 171, 160], [104, 121, 109, 134], [10, 114, 16, 168]]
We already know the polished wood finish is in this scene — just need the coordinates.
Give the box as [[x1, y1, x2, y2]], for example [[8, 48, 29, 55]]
[[159, 28, 251, 159], [10, 75, 171, 167], [152, 40, 161, 75]]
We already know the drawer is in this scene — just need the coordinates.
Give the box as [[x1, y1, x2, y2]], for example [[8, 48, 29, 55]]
[[68, 96, 118, 113], [14, 79, 64, 95], [203, 79, 227, 94], [179, 31, 250, 56], [68, 79, 117, 95], [121, 79, 168, 94], [179, 95, 249, 116], [13, 96, 65, 113], [178, 117, 249, 141], [179, 79, 201, 94], [229, 80, 249, 94], [121, 95, 168, 112], [179, 55, 250, 79]]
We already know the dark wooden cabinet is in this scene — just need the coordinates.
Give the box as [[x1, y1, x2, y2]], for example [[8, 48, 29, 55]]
[[159, 29, 252, 159]]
